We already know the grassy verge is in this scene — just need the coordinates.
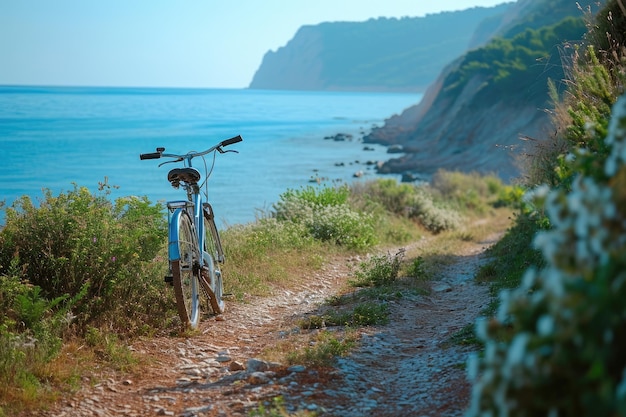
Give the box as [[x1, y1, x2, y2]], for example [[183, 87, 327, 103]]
[[256, 204, 514, 374]]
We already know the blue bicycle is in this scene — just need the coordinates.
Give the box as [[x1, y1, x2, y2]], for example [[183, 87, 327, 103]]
[[140, 135, 242, 328]]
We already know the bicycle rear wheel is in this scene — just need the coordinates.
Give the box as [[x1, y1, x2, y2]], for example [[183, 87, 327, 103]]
[[171, 211, 201, 328], [202, 204, 225, 314]]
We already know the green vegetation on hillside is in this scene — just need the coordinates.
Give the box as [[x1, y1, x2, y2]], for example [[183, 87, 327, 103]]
[[317, 11, 504, 89], [499, 0, 596, 38], [443, 16, 587, 105]]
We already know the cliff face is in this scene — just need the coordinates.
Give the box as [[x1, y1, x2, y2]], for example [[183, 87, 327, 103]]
[[366, 70, 552, 182], [251, 27, 325, 90], [364, 0, 599, 182], [249, 4, 513, 93]]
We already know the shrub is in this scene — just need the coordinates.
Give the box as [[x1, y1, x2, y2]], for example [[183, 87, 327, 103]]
[[352, 250, 404, 287], [467, 94, 626, 417], [305, 204, 377, 249], [431, 170, 504, 212], [405, 256, 428, 280], [410, 190, 462, 233], [0, 184, 170, 335], [273, 185, 377, 250], [0, 266, 73, 411], [350, 178, 418, 216], [273, 184, 348, 220], [287, 330, 356, 367], [350, 302, 390, 326]]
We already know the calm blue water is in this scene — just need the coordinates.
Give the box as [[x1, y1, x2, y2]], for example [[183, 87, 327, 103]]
[[0, 86, 422, 226]]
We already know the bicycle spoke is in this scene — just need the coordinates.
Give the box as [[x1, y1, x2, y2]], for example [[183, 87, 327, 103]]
[[171, 212, 201, 328], [203, 206, 225, 314]]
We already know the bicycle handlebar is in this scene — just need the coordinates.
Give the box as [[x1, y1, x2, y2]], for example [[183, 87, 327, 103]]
[[221, 135, 243, 148], [139, 135, 243, 161]]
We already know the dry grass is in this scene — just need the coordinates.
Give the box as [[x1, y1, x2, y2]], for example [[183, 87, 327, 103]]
[[255, 206, 514, 369], [402, 207, 514, 277]]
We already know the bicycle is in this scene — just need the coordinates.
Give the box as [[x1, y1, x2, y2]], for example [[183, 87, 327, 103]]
[[140, 135, 243, 328]]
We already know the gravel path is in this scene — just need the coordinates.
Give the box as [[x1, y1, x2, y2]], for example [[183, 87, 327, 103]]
[[40, 230, 500, 417]]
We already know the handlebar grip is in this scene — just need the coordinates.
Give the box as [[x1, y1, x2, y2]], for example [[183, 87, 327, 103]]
[[221, 135, 243, 147], [140, 152, 161, 160]]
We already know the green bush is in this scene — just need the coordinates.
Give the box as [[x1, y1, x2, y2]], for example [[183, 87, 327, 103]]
[[467, 94, 626, 417], [0, 266, 73, 410], [306, 204, 377, 249], [351, 302, 390, 326], [349, 178, 463, 233], [410, 191, 461, 233], [0, 184, 170, 334], [273, 184, 348, 220], [273, 185, 377, 250], [405, 256, 428, 280], [431, 170, 508, 212], [468, 6, 626, 411], [350, 178, 418, 216], [224, 217, 313, 253], [352, 251, 404, 287], [287, 330, 356, 367]]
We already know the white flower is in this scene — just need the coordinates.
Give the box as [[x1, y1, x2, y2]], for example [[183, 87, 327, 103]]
[[605, 96, 626, 175], [616, 368, 626, 400], [507, 333, 530, 367], [543, 267, 565, 298], [467, 353, 479, 381], [475, 317, 488, 341], [537, 315, 554, 336], [523, 184, 550, 204]]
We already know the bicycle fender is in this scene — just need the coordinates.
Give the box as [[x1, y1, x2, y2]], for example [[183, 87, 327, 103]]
[[168, 208, 184, 261]]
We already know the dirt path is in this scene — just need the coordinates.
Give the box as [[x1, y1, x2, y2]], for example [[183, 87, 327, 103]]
[[42, 229, 501, 417]]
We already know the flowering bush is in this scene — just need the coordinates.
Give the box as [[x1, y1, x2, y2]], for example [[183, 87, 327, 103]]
[[348, 178, 463, 233], [273, 185, 377, 250], [305, 203, 377, 249], [0, 185, 170, 333], [466, 95, 626, 416], [351, 250, 404, 287], [411, 190, 462, 233]]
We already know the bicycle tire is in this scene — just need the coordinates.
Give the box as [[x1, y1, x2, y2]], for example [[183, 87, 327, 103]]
[[171, 211, 201, 328], [202, 205, 225, 314]]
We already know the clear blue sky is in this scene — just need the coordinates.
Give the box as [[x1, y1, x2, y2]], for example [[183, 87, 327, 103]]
[[1, 0, 511, 89]]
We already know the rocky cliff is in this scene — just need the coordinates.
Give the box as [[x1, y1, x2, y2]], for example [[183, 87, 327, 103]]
[[249, 4, 513, 93], [365, 0, 599, 182], [365, 66, 552, 182]]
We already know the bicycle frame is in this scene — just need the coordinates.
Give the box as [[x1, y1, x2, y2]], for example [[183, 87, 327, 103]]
[[166, 194, 205, 264], [140, 134, 242, 327]]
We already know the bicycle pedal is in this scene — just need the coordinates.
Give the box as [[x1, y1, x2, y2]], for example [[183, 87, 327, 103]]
[[164, 275, 174, 286]]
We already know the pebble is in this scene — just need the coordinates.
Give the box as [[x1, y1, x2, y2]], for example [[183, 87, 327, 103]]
[[229, 360, 245, 371], [248, 371, 270, 385], [246, 358, 270, 372]]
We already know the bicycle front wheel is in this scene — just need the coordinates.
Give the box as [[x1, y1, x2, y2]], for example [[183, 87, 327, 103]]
[[171, 211, 201, 328], [203, 205, 225, 314]]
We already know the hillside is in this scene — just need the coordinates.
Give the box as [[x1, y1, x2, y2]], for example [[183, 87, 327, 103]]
[[248, 4, 513, 93], [365, 0, 601, 182]]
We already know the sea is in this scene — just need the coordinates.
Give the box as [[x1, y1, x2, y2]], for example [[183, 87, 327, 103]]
[[0, 86, 422, 226]]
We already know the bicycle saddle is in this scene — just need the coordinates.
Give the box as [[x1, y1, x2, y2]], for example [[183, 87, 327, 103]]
[[167, 167, 201, 187]]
